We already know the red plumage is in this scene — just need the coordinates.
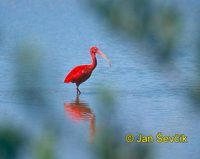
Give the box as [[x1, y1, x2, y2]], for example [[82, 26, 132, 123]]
[[64, 65, 92, 86]]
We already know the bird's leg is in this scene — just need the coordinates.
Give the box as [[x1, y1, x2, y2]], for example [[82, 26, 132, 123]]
[[76, 86, 81, 95]]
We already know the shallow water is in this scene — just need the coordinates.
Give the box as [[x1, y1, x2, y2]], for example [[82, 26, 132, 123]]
[[0, 0, 200, 159]]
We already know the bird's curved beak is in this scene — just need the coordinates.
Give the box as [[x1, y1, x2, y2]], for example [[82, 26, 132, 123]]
[[97, 50, 111, 67]]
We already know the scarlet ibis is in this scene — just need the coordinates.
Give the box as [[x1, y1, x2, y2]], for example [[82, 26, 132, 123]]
[[64, 46, 110, 94]]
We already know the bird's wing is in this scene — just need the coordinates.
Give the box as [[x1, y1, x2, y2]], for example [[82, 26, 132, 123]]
[[64, 65, 89, 83]]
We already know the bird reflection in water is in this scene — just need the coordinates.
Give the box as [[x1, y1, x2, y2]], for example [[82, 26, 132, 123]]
[[64, 95, 95, 143]]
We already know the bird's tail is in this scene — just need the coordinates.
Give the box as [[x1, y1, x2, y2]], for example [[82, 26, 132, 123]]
[[64, 74, 71, 83]]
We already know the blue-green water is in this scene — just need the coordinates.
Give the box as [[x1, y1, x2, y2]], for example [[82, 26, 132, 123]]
[[0, 0, 200, 159]]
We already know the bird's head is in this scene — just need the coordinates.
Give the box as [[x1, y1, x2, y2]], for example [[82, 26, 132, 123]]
[[90, 46, 111, 67]]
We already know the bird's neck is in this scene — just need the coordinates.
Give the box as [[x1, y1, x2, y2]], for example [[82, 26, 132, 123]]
[[90, 52, 97, 70]]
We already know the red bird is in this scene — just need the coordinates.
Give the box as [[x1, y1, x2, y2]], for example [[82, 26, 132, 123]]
[[64, 46, 110, 94]]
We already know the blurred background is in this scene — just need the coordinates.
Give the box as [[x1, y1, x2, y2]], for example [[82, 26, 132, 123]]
[[0, 0, 200, 159]]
